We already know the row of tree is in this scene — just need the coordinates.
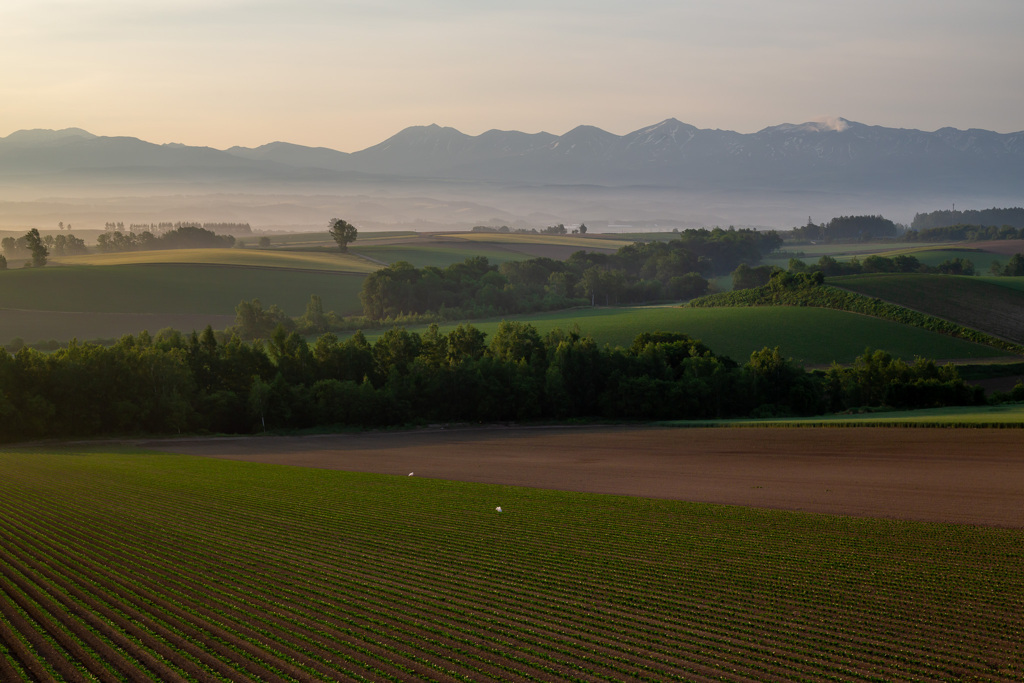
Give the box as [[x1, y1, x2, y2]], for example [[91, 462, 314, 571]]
[[357, 228, 780, 321], [911, 208, 1024, 232], [96, 226, 236, 252], [0, 229, 52, 267], [789, 216, 899, 243], [0, 323, 984, 441], [103, 221, 253, 235], [903, 223, 1024, 242], [784, 253, 976, 278]]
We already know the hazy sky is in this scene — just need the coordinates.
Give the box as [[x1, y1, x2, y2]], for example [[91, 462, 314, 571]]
[[2, 0, 1022, 151]]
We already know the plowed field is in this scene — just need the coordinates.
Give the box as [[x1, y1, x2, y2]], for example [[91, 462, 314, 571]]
[[159, 426, 1024, 528]]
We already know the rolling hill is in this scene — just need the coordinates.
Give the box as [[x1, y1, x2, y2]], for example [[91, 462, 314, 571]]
[[830, 274, 1024, 344]]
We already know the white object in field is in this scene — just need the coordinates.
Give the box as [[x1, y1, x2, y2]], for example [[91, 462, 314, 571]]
[[495, 506, 502, 512], [408, 472, 414, 476]]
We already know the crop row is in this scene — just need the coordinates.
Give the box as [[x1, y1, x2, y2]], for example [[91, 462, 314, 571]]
[[0, 449, 1021, 682]]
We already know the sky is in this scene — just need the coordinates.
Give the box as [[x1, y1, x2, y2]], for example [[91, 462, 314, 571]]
[[1, 0, 1022, 152]]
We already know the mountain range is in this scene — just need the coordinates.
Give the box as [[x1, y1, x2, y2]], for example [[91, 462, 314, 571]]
[[3, 119, 1023, 195]]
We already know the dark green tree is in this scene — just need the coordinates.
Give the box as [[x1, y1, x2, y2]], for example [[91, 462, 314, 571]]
[[328, 218, 358, 252], [24, 229, 48, 267]]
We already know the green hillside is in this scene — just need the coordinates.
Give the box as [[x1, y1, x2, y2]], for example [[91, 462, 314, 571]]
[[831, 273, 1024, 343], [354, 305, 1011, 365]]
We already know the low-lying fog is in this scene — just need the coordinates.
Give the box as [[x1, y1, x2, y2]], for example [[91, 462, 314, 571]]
[[0, 177, 1015, 235]]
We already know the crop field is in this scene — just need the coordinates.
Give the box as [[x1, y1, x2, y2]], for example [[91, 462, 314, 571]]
[[357, 305, 1012, 364], [0, 440, 1020, 681], [352, 243, 531, 268], [831, 273, 1024, 343], [439, 232, 633, 248], [978, 276, 1024, 293], [0, 310, 236, 346], [670, 403, 1024, 428], [0, 265, 366, 316], [0, 264, 367, 344], [871, 247, 1003, 272], [261, 231, 418, 248], [52, 248, 378, 273]]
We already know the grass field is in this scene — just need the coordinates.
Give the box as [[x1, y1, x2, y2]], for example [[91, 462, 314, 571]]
[[0, 446, 1018, 681], [351, 243, 531, 268], [439, 232, 635, 249], [666, 403, 1024, 428], [831, 273, 1024, 343], [978, 275, 1024, 292], [51, 247, 378, 273], [0, 265, 366, 316], [356, 305, 1013, 365], [0, 310, 237, 346], [869, 247, 1003, 272]]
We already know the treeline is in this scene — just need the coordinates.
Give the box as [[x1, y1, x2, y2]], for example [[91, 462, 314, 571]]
[[903, 223, 1024, 242], [911, 208, 1024, 232], [0, 323, 985, 441], [788, 215, 899, 242], [97, 226, 236, 252], [785, 253, 976, 277], [2, 232, 87, 260], [359, 228, 780, 321], [104, 221, 252, 235]]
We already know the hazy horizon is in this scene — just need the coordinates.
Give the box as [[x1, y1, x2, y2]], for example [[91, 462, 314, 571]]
[[2, 1, 1022, 152]]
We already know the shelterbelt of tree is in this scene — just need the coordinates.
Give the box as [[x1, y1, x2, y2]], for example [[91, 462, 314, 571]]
[[0, 321, 988, 442]]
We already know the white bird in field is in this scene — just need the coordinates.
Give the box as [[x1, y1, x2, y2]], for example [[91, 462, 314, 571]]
[[408, 472, 414, 476], [495, 506, 502, 513]]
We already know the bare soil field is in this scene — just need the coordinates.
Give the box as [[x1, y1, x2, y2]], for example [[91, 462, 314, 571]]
[[961, 238, 1024, 255], [150, 426, 1024, 528]]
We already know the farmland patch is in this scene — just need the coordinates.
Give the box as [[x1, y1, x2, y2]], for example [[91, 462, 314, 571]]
[[831, 273, 1024, 343], [0, 439, 1020, 680]]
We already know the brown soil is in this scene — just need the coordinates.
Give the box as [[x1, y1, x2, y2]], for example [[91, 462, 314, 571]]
[[148, 425, 1024, 528], [959, 239, 1024, 255]]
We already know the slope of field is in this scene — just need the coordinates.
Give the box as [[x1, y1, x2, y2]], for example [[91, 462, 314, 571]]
[[0, 310, 237, 345], [0, 265, 366, 315], [871, 246, 1003, 272], [0, 264, 367, 343], [357, 305, 1012, 364], [0, 444, 1019, 681], [671, 403, 1024, 428], [439, 232, 628, 258], [831, 273, 1024, 343], [51, 247, 378, 273], [352, 242, 531, 267]]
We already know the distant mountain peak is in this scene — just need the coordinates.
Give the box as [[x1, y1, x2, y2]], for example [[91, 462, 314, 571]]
[[760, 117, 853, 134], [2, 127, 96, 143]]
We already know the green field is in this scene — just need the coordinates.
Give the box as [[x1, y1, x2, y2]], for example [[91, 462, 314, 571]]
[[439, 232, 635, 248], [52, 247, 377, 273], [979, 275, 1024, 293], [356, 305, 1013, 365], [0, 264, 368, 343], [0, 447, 1018, 681], [666, 403, 1024, 428], [0, 310, 237, 346], [871, 247, 1003, 272], [260, 230, 418, 248], [0, 265, 366, 316], [831, 273, 1024, 343], [352, 243, 531, 268]]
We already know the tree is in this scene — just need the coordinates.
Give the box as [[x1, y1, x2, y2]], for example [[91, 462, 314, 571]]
[[24, 229, 48, 268], [579, 223, 588, 235], [328, 218, 358, 252], [0, 255, 6, 271]]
